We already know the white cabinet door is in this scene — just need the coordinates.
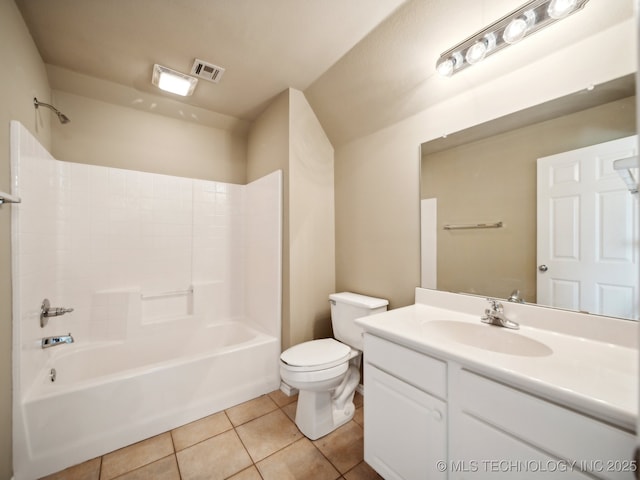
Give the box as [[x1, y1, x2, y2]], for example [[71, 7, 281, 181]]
[[364, 364, 447, 480], [451, 413, 593, 479], [452, 368, 636, 480]]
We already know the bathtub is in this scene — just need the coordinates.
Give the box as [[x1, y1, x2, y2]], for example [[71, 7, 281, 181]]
[[16, 320, 280, 479]]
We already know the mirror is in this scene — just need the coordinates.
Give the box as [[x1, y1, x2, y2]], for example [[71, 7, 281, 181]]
[[420, 74, 638, 320]]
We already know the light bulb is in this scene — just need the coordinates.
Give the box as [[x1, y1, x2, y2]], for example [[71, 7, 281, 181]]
[[503, 11, 536, 44], [465, 33, 496, 65], [437, 58, 455, 77], [436, 52, 463, 77], [547, 0, 577, 19], [466, 41, 487, 64]]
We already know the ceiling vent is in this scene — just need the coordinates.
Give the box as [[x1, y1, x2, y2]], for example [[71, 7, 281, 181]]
[[191, 59, 225, 83]]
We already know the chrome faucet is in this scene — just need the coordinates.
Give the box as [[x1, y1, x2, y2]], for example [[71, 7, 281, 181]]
[[40, 298, 74, 327], [42, 333, 74, 349], [481, 299, 519, 330]]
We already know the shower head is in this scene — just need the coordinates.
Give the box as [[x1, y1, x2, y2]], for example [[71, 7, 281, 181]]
[[57, 112, 71, 124], [33, 97, 71, 124]]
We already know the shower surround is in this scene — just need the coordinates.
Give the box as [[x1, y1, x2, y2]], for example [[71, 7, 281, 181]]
[[10, 121, 282, 479]]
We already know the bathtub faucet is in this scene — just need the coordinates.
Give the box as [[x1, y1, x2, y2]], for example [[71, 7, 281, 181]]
[[42, 333, 74, 349], [40, 298, 74, 327]]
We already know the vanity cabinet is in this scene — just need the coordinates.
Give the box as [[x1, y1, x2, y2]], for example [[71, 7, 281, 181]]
[[363, 333, 636, 480]]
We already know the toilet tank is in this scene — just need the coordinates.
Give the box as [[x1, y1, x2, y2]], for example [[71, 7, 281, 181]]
[[329, 292, 388, 351]]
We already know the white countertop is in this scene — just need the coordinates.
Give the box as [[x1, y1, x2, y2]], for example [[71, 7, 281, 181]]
[[356, 300, 638, 431]]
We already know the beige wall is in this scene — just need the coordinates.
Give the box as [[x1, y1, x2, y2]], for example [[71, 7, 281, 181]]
[[422, 96, 636, 303], [0, 1, 53, 476], [247, 90, 291, 347], [51, 91, 248, 183], [248, 89, 335, 349], [334, 18, 636, 310], [289, 89, 335, 345], [335, 135, 420, 308]]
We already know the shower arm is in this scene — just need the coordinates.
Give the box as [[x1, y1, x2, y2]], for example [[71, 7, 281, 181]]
[[33, 97, 70, 124]]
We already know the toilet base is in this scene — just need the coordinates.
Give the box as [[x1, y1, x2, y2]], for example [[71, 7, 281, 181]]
[[294, 365, 359, 440]]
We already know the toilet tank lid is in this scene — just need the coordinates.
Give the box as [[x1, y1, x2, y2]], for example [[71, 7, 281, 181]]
[[329, 292, 389, 309]]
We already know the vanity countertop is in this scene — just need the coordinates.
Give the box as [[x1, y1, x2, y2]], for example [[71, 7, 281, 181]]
[[355, 301, 638, 431]]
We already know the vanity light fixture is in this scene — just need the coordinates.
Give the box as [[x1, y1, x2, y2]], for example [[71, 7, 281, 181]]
[[436, 0, 590, 77], [152, 64, 198, 96]]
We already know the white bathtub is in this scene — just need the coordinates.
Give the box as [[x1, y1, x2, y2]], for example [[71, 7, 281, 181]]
[[17, 321, 280, 479]]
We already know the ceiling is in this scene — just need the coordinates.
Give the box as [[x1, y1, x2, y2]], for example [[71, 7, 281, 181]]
[[16, 0, 407, 138], [15, 0, 636, 146]]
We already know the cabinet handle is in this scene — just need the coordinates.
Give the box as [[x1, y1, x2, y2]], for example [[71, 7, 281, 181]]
[[431, 409, 443, 421]]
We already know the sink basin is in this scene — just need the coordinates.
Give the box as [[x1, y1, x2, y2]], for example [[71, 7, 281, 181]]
[[422, 320, 553, 357]]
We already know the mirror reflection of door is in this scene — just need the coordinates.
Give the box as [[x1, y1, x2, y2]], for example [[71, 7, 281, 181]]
[[536, 135, 639, 319], [420, 77, 636, 316]]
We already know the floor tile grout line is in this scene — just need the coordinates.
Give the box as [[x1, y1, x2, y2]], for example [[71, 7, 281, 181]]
[[310, 421, 359, 478], [172, 425, 236, 454], [107, 453, 176, 480], [251, 435, 307, 466], [229, 420, 259, 466], [169, 430, 184, 480], [229, 402, 298, 475], [225, 395, 280, 429], [228, 404, 278, 478]]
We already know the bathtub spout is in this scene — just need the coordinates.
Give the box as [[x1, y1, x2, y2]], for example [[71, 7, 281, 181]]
[[42, 333, 74, 349]]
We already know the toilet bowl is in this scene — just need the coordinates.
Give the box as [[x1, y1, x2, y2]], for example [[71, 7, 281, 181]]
[[279, 292, 388, 440], [280, 338, 361, 440]]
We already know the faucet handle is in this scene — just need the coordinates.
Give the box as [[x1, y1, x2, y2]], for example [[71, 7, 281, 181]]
[[40, 299, 74, 328], [486, 298, 503, 312]]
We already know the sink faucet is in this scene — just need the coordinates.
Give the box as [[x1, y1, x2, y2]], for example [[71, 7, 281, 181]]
[[481, 299, 519, 330], [42, 333, 74, 349]]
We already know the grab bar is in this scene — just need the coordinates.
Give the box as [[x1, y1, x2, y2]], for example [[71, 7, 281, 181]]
[[140, 287, 193, 300], [0, 191, 21, 205], [444, 221, 503, 230]]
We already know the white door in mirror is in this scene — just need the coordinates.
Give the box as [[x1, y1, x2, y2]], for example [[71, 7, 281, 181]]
[[536, 135, 639, 319]]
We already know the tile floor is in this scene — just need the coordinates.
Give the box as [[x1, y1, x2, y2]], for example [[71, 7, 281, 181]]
[[42, 390, 383, 480]]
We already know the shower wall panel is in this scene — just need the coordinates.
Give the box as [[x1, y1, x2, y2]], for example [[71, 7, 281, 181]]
[[11, 121, 281, 398]]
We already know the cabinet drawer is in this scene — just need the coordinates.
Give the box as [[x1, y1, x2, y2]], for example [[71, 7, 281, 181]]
[[457, 369, 636, 480], [364, 334, 447, 399]]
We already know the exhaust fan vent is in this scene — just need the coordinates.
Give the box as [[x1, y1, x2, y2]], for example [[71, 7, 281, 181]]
[[191, 59, 225, 83]]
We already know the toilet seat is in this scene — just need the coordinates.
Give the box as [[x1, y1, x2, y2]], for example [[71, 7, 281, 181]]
[[280, 338, 351, 372], [281, 361, 349, 384]]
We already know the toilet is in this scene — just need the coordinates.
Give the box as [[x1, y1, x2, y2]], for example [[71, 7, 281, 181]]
[[280, 292, 388, 440]]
